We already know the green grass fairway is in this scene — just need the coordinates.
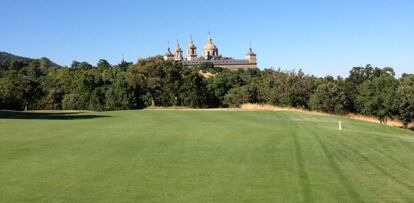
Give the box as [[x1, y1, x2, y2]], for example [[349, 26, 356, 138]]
[[1, 110, 414, 202]]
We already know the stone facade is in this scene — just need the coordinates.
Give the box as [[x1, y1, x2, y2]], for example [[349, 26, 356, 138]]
[[164, 35, 257, 70]]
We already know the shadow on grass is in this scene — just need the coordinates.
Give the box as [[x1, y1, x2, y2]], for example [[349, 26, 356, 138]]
[[0, 110, 111, 120]]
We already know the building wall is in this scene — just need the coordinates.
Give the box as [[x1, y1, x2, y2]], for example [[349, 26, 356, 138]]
[[185, 62, 257, 70], [214, 63, 257, 70]]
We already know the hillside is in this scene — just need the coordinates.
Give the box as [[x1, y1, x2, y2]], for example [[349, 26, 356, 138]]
[[0, 51, 59, 68], [0, 52, 33, 63], [0, 110, 413, 202]]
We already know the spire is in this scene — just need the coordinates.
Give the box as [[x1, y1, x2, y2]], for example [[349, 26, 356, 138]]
[[188, 35, 196, 48], [175, 40, 183, 51], [166, 40, 173, 55], [247, 41, 256, 55], [174, 40, 183, 61], [176, 40, 180, 50], [187, 35, 197, 61]]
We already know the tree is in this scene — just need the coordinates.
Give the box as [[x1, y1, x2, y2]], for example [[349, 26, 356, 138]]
[[105, 79, 132, 110], [224, 86, 251, 107], [0, 70, 41, 110], [258, 69, 315, 108], [345, 65, 396, 113], [2, 52, 413, 125], [127, 57, 172, 107], [79, 62, 93, 70], [97, 59, 111, 69], [205, 69, 244, 107], [309, 80, 348, 113], [0, 71, 23, 109], [357, 76, 399, 123], [396, 74, 414, 127], [117, 60, 132, 70], [36, 68, 69, 110], [71, 61, 81, 69], [179, 68, 207, 108]]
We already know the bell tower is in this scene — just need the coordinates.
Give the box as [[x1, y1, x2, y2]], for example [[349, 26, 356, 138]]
[[245, 42, 257, 68], [174, 40, 183, 61], [187, 35, 197, 61], [246, 48, 256, 63]]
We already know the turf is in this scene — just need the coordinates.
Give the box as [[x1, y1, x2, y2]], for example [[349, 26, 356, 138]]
[[1, 110, 414, 202]]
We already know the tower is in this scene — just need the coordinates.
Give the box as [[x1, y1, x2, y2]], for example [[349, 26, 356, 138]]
[[187, 35, 197, 61], [245, 42, 257, 67], [203, 33, 219, 59], [174, 40, 183, 61]]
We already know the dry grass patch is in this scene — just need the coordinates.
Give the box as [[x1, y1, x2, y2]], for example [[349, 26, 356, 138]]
[[199, 70, 215, 78], [240, 103, 325, 115], [346, 113, 414, 129]]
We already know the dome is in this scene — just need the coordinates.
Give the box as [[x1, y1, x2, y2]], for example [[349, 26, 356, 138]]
[[203, 42, 217, 51], [202, 34, 219, 59], [203, 35, 218, 51]]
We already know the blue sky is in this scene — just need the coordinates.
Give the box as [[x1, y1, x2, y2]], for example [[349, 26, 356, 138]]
[[1, 0, 413, 76]]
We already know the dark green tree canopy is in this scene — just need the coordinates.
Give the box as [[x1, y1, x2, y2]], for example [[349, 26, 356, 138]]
[[0, 55, 412, 127]]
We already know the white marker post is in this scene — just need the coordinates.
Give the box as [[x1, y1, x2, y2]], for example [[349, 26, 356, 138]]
[[338, 121, 342, 131]]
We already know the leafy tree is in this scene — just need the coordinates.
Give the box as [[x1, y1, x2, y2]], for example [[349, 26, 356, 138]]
[[258, 69, 315, 108], [345, 65, 396, 112], [179, 68, 207, 108], [97, 59, 111, 69], [0, 71, 23, 109], [396, 74, 414, 127], [205, 69, 244, 107], [224, 86, 251, 107], [2, 52, 414, 130], [357, 76, 398, 123], [79, 62, 93, 70], [257, 69, 285, 105], [0, 70, 41, 110], [71, 61, 81, 69], [309, 80, 348, 113], [128, 57, 162, 106], [117, 60, 132, 70], [36, 68, 69, 110]]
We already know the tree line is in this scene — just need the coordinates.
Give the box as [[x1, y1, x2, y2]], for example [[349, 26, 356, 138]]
[[1, 56, 413, 127]]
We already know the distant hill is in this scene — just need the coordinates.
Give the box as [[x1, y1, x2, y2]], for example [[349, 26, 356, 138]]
[[0, 51, 60, 68], [0, 52, 33, 63]]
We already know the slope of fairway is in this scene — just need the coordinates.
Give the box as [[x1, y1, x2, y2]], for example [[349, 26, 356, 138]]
[[1, 110, 414, 202]]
